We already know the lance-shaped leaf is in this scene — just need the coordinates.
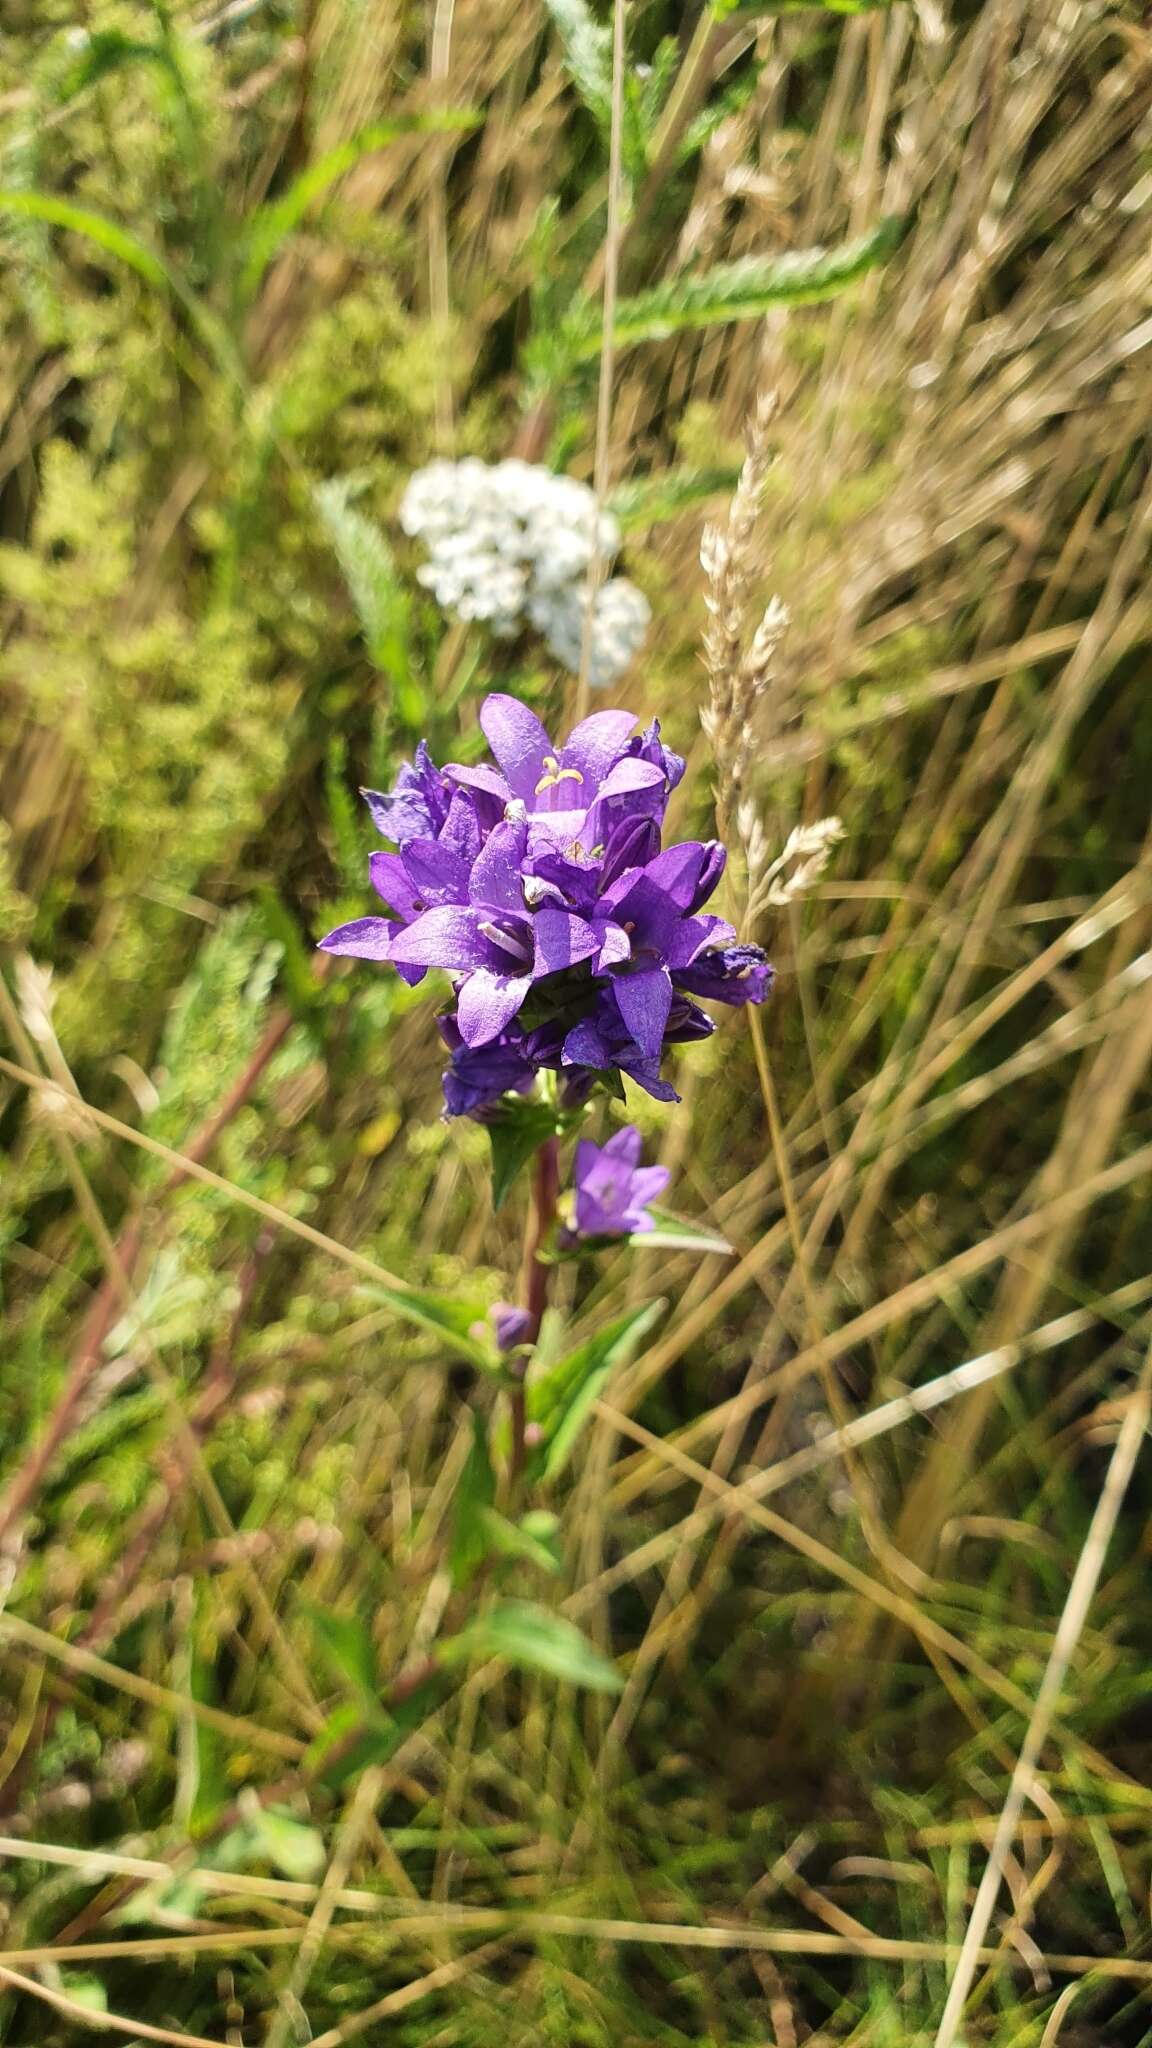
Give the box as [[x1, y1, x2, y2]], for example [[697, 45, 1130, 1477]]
[[303, 1603, 378, 1702], [439, 1601, 623, 1692], [476, 1506, 563, 1576], [304, 1675, 446, 1790], [527, 1300, 665, 1480], [450, 1412, 498, 1589], [629, 1208, 733, 1256], [356, 1283, 498, 1370]]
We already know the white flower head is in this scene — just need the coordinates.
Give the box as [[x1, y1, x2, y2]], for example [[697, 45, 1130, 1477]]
[[400, 458, 647, 679]]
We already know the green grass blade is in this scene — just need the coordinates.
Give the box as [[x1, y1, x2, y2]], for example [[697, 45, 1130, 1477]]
[[715, 0, 895, 13], [0, 188, 245, 385], [0, 189, 170, 288], [240, 109, 481, 296]]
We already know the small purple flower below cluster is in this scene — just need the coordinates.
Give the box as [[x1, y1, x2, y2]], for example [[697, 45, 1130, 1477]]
[[563, 1127, 670, 1243], [319, 694, 773, 1117]]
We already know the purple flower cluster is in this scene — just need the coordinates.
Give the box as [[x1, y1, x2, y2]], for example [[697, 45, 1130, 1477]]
[[320, 694, 772, 1117]]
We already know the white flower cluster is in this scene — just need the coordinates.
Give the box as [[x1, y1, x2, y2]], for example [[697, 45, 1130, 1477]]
[[399, 458, 651, 687]]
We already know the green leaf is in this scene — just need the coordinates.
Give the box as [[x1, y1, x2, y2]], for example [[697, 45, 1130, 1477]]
[[607, 466, 741, 531], [303, 1683, 444, 1790], [255, 885, 325, 1036], [0, 189, 170, 287], [241, 110, 481, 295], [477, 1505, 563, 1576], [303, 1604, 378, 1700], [450, 1412, 497, 1589], [325, 732, 368, 892], [629, 1208, 733, 1256], [440, 1601, 623, 1692], [629, 37, 680, 164], [486, 1099, 563, 1212], [356, 1283, 496, 1370], [528, 1300, 664, 1480], [105, 1247, 220, 1356], [0, 190, 244, 385], [676, 70, 760, 168], [59, 1974, 108, 2014], [247, 1808, 327, 1883], [57, 29, 168, 99], [302, 1703, 386, 1786], [313, 478, 414, 703], [541, 0, 612, 128], [553, 217, 907, 367]]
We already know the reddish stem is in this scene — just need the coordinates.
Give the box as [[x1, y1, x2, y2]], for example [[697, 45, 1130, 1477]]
[[509, 1136, 559, 1485]]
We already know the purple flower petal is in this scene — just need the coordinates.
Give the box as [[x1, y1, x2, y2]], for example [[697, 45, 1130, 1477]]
[[388, 905, 502, 971], [318, 916, 397, 960], [369, 852, 420, 920], [622, 1063, 680, 1104], [361, 742, 451, 844], [469, 817, 529, 914], [601, 1126, 643, 1169], [528, 850, 599, 916], [562, 1014, 615, 1070], [667, 913, 737, 969], [593, 756, 666, 802], [442, 761, 512, 804], [568, 1124, 670, 1239], [612, 968, 672, 1057], [525, 808, 592, 853], [635, 841, 713, 913], [691, 842, 727, 910], [491, 1303, 534, 1352], [665, 996, 714, 1042], [600, 816, 660, 891], [402, 839, 471, 907], [673, 945, 775, 1006], [533, 908, 601, 975], [630, 1165, 671, 1209], [456, 968, 533, 1046], [479, 693, 552, 801], [595, 920, 632, 971], [438, 791, 486, 863], [561, 709, 638, 788], [441, 1031, 536, 1117], [629, 719, 685, 791]]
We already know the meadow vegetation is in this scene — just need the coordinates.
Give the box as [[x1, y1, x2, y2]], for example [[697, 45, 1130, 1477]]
[[1, 0, 1152, 2041]]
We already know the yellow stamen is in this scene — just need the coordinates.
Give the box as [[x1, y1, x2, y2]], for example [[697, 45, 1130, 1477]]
[[534, 756, 585, 795]]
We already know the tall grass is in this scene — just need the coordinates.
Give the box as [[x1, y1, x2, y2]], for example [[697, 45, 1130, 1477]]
[[2, 0, 1151, 2042]]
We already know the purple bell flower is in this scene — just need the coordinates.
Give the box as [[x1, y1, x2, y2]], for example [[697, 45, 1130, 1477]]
[[562, 1127, 670, 1242]]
